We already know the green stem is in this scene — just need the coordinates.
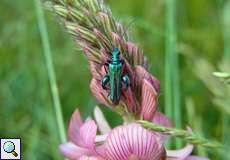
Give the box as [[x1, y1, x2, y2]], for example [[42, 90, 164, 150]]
[[221, 0, 230, 158], [165, 0, 174, 125], [185, 98, 206, 156], [34, 0, 66, 143], [222, 0, 230, 59], [138, 120, 223, 149], [165, 0, 182, 148]]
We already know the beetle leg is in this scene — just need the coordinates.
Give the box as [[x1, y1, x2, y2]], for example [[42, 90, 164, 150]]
[[101, 75, 110, 90], [120, 59, 125, 65], [121, 74, 130, 90], [103, 60, 111, 73], [103, 65, 108, 74], [105, 60, 111, 66]]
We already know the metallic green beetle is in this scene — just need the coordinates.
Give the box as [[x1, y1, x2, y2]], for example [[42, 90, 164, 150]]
[[101, 48, 130, 105]]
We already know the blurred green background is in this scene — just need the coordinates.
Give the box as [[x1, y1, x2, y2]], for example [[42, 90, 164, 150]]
[[0, 0, 229, 159]]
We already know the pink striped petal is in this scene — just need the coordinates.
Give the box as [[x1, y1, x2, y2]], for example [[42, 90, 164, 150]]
[[135, 66, 160, 94], [126, 42, 145, 66], [122, 59, 135, 87], [59, 142, 91, 159], [68, 109, 83, 145], [96, 144, 107, 157], [122, 87, 137, 113], [141, 79, 158, 121], [120, 59, 137, 112], [79, 120, 97, 149], [105, 124, 165, 160]]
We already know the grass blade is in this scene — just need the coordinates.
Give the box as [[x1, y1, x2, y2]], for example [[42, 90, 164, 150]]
[[165, 0, 182, 148], [223, 1, 230, 58], [185, 98, 207, 156], [221, 1, 230, 159], [34, 0, 67, 143]]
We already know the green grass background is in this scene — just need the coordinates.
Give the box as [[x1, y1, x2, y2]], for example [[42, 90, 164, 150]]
[[0, 0, 229, 159]]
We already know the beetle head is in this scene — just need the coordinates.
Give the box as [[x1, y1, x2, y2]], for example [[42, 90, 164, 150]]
[[112, 48, 120, 58]]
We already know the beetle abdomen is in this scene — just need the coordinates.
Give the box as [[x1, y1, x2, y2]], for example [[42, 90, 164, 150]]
[[109, 63, 122, 104]]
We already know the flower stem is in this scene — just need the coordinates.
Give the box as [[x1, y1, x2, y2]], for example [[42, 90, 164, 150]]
[[34, 0, 66, 143], [138, 120, 223, 149]]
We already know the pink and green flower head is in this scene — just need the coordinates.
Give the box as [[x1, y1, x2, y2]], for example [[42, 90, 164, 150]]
[[59, 107, 208, 160]]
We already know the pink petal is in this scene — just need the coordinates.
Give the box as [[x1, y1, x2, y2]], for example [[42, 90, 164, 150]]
[[90, 78, 112, 107], [96, 144, 107, 157], [135, 66, 160, 94], [122, 59, 135, 87], [79, 120, 97, 149], [122, 87, 137, 113], [105, 123, 165, 160], [141, 79, 158, 121], [94, 106, 111, 134], [68, 109, 83, 144], [152, 112, 172, 128], [126, 42, 145, 66], [59, 142, 91, 159], [166, 144, 194, 159], [120, 60, 137, 112], [152, 112, 172, 142]]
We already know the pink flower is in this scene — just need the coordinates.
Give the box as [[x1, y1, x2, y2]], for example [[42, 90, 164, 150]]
[[60, 107, 208, 160], [104, 123, 165, 160], [59, 108, 109, 159]]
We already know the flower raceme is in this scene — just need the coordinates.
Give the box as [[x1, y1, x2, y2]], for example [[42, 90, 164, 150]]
[[47, 0, 209, 159], [59, 107, 208, 160], [49, 0, 160, 117]]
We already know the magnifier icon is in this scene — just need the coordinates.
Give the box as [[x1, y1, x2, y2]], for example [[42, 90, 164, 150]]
[[3, 141, 18, 157]]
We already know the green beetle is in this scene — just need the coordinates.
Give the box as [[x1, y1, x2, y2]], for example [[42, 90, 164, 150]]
[[101, 48, 130, 105]]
